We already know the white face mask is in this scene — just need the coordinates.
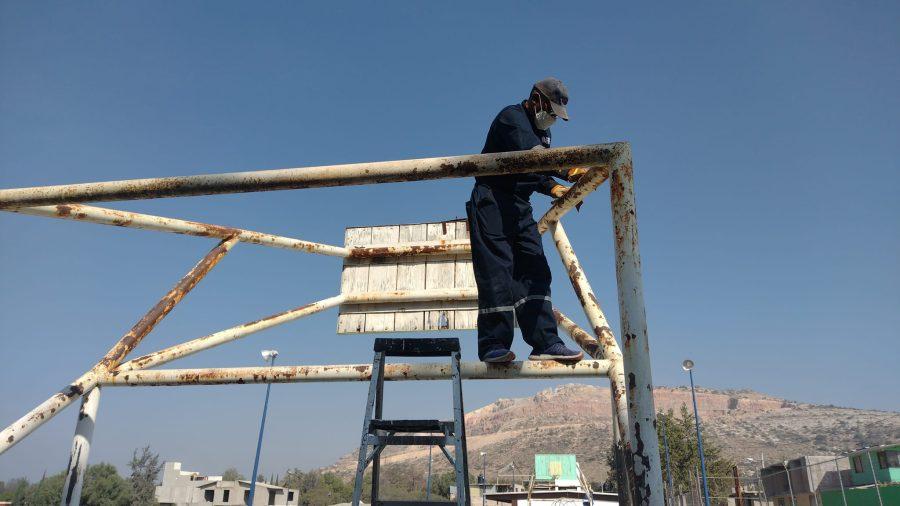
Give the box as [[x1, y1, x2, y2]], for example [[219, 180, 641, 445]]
[[534, 99, 556, 130]]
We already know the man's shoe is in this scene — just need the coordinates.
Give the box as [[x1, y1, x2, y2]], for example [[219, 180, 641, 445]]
[[529, 343, 584, 362], [482, 349, 516, 363]]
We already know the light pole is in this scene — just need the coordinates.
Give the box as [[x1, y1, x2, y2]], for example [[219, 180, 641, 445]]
[[426, 445, 433, 501], [248, 349, 278, 506], [683, 359, 710, 506], [662, 416, 674, 506], [480, 451, 487, 506]]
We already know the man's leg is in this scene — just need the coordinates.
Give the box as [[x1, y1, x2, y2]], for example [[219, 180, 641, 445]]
[[466, 186, 517, 360], [512, 201, 582, 361], [511, 207, 565, 352]]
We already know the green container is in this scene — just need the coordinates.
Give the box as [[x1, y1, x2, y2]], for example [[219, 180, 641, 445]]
[[534, 454, 578, 481]]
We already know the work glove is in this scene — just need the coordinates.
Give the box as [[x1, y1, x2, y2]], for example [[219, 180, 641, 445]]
[[550, 184, 583, 212], [564, 167, 589, 183]]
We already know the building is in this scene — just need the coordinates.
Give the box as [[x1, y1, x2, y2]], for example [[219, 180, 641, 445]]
[[155, 462, 300, 506], [820, 445, 900, 506], [759, 445, 900, 506], [482, 454, 618, 506], [846, 445, 900, 487], [760, 456, 848, 506]]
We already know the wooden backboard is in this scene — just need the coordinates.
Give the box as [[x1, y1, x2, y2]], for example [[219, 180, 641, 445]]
[[337, 219, 478, 333]]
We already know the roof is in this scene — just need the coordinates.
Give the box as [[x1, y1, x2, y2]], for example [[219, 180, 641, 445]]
[[848, 444, 899, 457], [196, 480, 295, 491], [485, 490, 618, 504]]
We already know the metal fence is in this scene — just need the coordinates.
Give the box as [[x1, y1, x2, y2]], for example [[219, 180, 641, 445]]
[[664, 443, 898, 506], [0, 143, 665, 506]]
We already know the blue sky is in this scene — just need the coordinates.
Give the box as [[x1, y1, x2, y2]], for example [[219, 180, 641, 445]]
[[1, 1, 898, 482]]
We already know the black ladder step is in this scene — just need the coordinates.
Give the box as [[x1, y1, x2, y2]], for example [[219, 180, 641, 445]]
[[369, 419, 451, 432], [373, 337, 460, 357]]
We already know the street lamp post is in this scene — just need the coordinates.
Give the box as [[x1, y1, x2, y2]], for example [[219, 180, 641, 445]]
[[480, 451, 487, 506], [683, 359, 710, 506], [426, 445, 433, 501], [248, 349, 278, 506], [662, 417, 674, 506]]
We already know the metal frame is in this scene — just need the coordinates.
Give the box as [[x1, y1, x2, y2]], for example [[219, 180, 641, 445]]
[[0, 142, 663, 506]]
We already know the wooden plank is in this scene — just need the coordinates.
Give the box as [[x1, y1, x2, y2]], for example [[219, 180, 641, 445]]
[[364, 225, 400, 332], [453, 219, 478, 329], [395, 223, 427, 331], [337, 227, 372, 333], [338, 219, 478, 333], [425, 309, 455, 331], [425, 222, 456, 290]]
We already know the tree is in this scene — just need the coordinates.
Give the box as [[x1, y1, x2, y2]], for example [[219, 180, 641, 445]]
[[129, 445, 162, 505], [222, 468, 245, 482], [606, 404, 736, 504], [22, 471, 65, 505], [0, 477, 30, 503], [429, 471, 457, 499], [82, 463, 132, 506]]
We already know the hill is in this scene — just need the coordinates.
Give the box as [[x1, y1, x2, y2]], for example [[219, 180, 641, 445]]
[[322, 384, 900, 484]]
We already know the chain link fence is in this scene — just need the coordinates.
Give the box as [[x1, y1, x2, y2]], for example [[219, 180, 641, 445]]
[[664, 443, 897, 506]]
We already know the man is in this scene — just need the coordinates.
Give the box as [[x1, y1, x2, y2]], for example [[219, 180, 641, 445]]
[[466, 77, 587, 364]]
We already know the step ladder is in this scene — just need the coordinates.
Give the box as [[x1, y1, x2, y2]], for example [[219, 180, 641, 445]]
[[351, 338, 471, 506]]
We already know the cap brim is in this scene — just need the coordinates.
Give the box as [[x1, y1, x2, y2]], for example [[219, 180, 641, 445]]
[[549, 101, 569, 121]]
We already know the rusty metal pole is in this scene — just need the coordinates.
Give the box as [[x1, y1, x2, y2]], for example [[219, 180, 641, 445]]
[[101, 360, 612, 386], [0, 144, 622, 208], [609, 143, 664, 506], [732, 466, 742, 506], [59, 387, 100, 506], [116, 294, 346, 372], [548, 222, 633, 506], [14, 204, 349, 257], [0, 236, 237, 454]]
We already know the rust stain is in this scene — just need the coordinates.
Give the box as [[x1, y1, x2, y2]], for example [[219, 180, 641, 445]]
[[349, 243, 467, 259], [96, 236, 235, 371]]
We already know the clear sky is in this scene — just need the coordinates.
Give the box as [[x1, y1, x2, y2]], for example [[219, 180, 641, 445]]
[[1, 1, 898, 482]]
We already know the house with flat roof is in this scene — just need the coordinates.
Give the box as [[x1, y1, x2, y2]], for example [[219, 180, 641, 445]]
[[155, 461, 299, 506]]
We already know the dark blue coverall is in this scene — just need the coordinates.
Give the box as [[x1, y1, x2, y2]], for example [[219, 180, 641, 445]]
[[466, 102, 566, 360]]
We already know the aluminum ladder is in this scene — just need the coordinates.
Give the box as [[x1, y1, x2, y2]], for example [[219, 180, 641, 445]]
[[351, 337, 471, 506]]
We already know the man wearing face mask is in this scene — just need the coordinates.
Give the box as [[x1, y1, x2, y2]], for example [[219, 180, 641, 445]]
[[466, 77, 588, 364]]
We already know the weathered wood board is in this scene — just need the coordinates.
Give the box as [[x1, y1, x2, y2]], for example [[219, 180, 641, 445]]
[[337, 219, 479, 334]]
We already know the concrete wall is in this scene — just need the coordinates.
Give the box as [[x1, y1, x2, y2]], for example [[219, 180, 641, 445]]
[[155, 462, 299, 505], [821, 483, 900, 506], [849, 446, 900, 486]]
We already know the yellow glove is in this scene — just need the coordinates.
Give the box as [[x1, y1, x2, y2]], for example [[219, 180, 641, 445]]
[[550, 184, 569, 199], [565, 167, 589, 183], [551, 184, 584, 211]]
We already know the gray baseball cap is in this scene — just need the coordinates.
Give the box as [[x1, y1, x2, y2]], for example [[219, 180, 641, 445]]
[[534, 77, 569, 120]]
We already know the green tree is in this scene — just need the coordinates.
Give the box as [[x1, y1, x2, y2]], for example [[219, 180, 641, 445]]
[[222, 468, 245, 481], [429, 471, 457, 499], [606, 404, 736, 504], [82, 463, 132, 506], [0, 477, 30, 503], [128, 446, 162, 505], [21, 471, 65, 505]]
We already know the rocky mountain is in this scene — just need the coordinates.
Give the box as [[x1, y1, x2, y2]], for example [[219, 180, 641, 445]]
[[322, 384, 900, 484]]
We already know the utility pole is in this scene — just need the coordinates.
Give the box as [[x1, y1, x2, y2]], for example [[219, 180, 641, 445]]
[[682, 360, 710, 506], [784, 461, 796, 506], [662, 418, 674, 506], [248, 349, 278, 506], [732, 466, 742, 506], [426, 445, 433, 501]]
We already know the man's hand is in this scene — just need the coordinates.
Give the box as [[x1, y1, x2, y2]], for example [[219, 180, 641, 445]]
[[565, 167, 589, 183], [550, 184, 569, 199], [550, 184, 584, 212]]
